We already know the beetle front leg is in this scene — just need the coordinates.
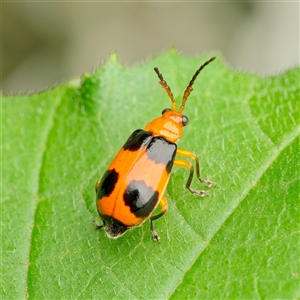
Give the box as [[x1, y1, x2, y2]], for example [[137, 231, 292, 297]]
[[176, 148, 217, 188]]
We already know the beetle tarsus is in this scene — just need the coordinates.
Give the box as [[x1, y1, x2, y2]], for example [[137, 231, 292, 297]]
[[188, 187, 209, 197], [150, 219, 161, 243], [93, 220, 103, 230], [95, 180, 101, 192], [199, 178, 217, 187], [152, 230, 161, 243]]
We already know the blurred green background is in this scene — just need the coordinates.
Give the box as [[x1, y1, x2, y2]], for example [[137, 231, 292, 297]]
[[3, 1, 299, 94]]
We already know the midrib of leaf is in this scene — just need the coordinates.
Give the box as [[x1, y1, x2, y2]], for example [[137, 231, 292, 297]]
[[24, 91, 64, 299], [169, 123, 299, 297]]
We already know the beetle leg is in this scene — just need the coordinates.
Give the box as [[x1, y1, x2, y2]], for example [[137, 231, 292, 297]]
[[176, 148, 217, 188], [150, 196, 168, 243], [95, 180, 101, 192], [93, 220, 103, 230], [174, 159, 208, 196]]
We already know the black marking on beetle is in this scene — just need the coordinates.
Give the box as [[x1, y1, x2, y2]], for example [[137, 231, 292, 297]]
[[99, 214, 128, 237], [97, 169, 119, 199], [123, 129, 152, 152], [123, 180, 159, 217], [146, 137, 177, 173], [166, 149, 176, 173]]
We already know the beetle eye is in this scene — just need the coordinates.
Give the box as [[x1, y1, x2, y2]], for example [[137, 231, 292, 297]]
[[182, 115, 189, 126], [161, 108, 171, 115]]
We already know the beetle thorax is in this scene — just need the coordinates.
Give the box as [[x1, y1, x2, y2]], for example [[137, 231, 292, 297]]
[[145, 110, 184, 143]]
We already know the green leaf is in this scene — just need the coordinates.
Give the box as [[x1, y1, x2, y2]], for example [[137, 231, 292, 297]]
[[2, 50, 299, 299]]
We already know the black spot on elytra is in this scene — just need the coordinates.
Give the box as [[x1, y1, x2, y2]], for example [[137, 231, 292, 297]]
[[97, 169, 119, 199], [123, 180, 159, 217], [146, 137, 177, 173], [123, 129, 152, 151]]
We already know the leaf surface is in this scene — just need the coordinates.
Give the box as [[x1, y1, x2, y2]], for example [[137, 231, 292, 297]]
[[2, 51, 299, 299]]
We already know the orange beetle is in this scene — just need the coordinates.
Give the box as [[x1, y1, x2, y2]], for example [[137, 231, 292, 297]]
[[95, 57, 216, 242]]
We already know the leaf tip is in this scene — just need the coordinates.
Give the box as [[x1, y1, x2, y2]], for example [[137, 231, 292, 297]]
[[168, 47, 178, 55], [108, 52, 119, 64]]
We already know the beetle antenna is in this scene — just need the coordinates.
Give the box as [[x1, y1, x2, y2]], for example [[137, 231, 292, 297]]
[[154, 67, 177, 111], [179, 57, 216, 113]]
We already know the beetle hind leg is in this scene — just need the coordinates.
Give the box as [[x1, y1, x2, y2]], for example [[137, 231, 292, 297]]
[[150, 196, 168, 243], [150, 220, 160, 243]]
